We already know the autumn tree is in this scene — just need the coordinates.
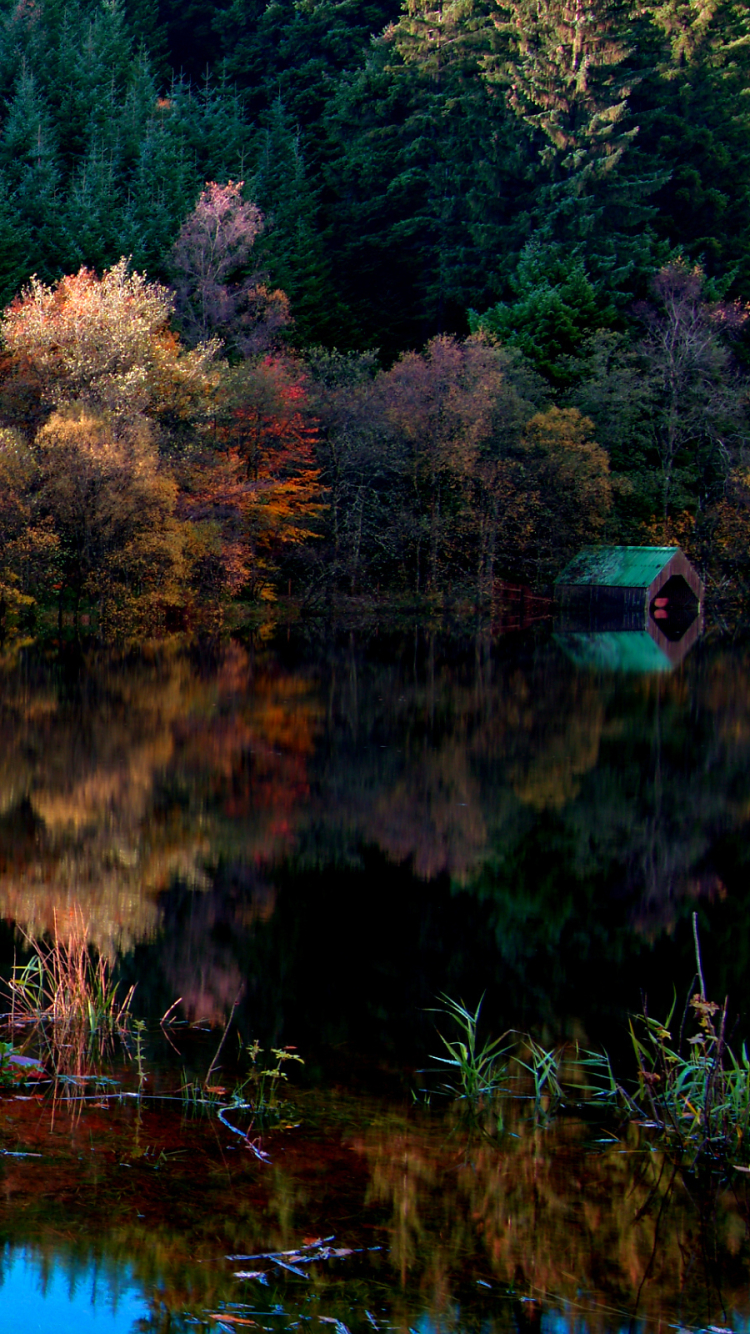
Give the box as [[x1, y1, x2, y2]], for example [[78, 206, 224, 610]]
[[375, 337, 506, 593], [305, 348, 384, 592], [511, 406, 611, 579], [0, 259, 219, 432], [636, 263, 748, 524], [208, 354, 324, 598], [170, 180, 290, 355], [35, 407, 186, 627], [571, 262, 749, 536], [0, 428, 56, 629], [308, 338, 550, 599]]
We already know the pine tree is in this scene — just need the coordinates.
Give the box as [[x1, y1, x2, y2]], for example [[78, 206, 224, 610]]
[[325, 0, 523, 352], [60, 143, 124, 272], [485, 0, 666, 297], [252, 97, 348, 346], [119, 100, 195, 277], [216, 0, 400, 135], [633, 0, 750, 293], [0, 66, 64, 282], [36, 0, 136, 171], [171, 70, 251, 184], [469, 237, 614, 384]]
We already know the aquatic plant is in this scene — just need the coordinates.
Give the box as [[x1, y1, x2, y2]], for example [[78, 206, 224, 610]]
[[236, 1040, 305, 1120], [5, 915, 135, 1042], [181, 1041, 303, 1135], [627, 990, 750, 1164], [430, 918, 750, 1167], [514, 1035, 566, 1123], [427, 994, 511, 1105]]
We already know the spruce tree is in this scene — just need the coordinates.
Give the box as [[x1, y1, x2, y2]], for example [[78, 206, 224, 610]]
[[326, 0, 524, 352], [60, 143, 124, 272], [484, 0, 666, 299], [252, 97, 348, 346], [633, 0, 750, 293], [119, 104, 195, 276]]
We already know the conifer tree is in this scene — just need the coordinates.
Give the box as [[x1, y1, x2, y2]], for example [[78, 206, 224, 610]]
[[119, 103, 195, 276], [326, 0, 523, 351], [485, 0, 665, 297], [252, 97, 346, 346], [633, 0, 750, 290], [171, 71, 251, 184], [60, 144, 123, 273]]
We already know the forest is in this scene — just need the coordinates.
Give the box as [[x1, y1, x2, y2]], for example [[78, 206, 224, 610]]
[[0, 0, 748, 628]]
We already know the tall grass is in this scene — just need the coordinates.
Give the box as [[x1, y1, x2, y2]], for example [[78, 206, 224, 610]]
[[8, 922, 134, 1035], [628, 991, 750, 1162], [427, 994, 510, 1104]]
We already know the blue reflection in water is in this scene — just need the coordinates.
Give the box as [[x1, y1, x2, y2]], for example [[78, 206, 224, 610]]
[[0, 1246, 149, 1333]]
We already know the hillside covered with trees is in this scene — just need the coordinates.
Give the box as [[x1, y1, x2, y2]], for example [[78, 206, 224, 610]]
[[0, 0, 748, 626]]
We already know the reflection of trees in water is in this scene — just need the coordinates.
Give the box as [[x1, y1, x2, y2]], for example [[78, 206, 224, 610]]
[[0, 638, 320, 953], [159, 870, 276, 1024], [351, 1108, 749, 1332], [306, 627, 750, 933], [0, 624, 750, 998], [3, 1092, 749, 1333]]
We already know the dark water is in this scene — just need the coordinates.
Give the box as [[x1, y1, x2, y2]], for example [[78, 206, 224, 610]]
[[0, 615, 749, 1331]]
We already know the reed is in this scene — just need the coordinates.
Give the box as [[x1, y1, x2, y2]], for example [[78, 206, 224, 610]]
[[7, 913, 134, 1037], [426, 994, 511, 1105]]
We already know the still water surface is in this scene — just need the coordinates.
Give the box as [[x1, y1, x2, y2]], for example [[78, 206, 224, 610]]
[[0, 616, 747, 1331]]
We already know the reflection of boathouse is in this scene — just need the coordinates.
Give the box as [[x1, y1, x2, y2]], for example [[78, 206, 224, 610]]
[[554, 546, 703, 670]]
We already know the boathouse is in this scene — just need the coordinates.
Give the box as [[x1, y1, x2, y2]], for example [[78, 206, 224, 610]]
[[555, 546, 703, 628]]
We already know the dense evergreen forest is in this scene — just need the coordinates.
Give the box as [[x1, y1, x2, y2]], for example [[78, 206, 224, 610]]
[[0, 0, 748, 626]]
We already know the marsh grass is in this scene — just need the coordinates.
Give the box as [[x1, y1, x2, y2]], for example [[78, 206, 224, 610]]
[[428, 918, 750, 1168], [426, 994, 511, 1105], [7, 916, 134, 1037], [514, 1035, 566, 1122], [627, 990, 750, 1163], [3, 913, 135, 1085]]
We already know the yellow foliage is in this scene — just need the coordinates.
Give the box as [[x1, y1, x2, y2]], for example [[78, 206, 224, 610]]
[[35, 406, 189, 627], [1, 259, 219, 427]]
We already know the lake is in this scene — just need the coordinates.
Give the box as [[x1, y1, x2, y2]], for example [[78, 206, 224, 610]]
[[0, 613, 748, 1332]]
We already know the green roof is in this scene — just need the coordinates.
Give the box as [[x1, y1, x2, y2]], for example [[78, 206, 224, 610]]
[[555, 546, 679, 589], [554, 630, 673, 674]]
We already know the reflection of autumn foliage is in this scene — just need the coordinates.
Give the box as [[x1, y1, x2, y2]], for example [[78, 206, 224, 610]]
[[158, 885, 258, 1019], [369, 741, 487, 880], [173, 648, 322, 851], [351, 1108, 749, 1329], [2, 1086, 749, 1333], [311, 629, 750, 932], [3, 626, 750, 964], [0, 639, 321, 952], [510, 679, 604, 809], [318, 636, 610, 879]]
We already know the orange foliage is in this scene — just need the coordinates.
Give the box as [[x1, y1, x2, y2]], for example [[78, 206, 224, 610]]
[[209, 355, 325, 595]]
